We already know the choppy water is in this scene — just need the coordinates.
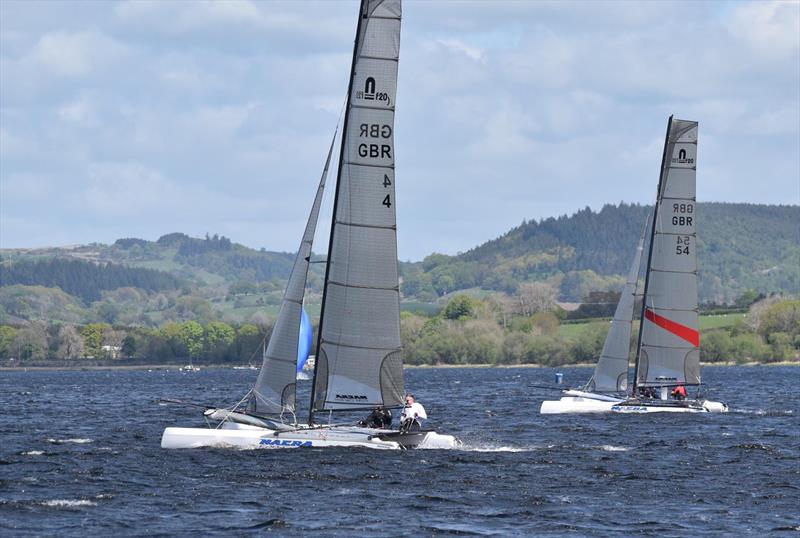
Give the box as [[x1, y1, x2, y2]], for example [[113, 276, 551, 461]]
[[1, 366, 798, 536]]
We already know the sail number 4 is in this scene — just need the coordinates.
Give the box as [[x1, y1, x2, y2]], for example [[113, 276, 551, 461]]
[[358, 125, 394, 209], [382, 174, 392, 208]]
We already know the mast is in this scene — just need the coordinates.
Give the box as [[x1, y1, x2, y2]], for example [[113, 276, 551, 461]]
[[631, 115, 672, 397], [308, 0, 368, 425]]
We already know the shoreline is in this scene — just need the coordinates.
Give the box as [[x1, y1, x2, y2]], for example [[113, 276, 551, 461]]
[[1, 360, 797, 372]]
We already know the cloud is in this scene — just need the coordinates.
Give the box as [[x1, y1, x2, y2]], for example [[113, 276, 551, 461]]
[[435, 38, 485, 62], [32, 30, 127, 77], [82, 161, 179, 216], [728, 1, 800, 57], [0, 0, 797, 258]]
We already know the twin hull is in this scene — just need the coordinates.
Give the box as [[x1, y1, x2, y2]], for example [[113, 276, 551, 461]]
[[540, 392, 728, 414], [161, 422, 459, 450]]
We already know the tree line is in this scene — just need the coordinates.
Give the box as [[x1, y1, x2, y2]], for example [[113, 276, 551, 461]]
[[0, 320, 269, 363], [400, 295, 799, 366], [0, 258, 180, 303], [2, 292, 796, 367]]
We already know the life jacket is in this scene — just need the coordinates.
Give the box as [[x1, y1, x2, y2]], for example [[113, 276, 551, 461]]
[[672, 385, 687, 397]]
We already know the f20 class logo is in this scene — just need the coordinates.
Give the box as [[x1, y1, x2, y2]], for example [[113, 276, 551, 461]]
[[356, 76, 390, 104], [672, 148, 694, 165]]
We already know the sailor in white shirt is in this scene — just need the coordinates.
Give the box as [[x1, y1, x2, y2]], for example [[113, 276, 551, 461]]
[[399, 394, 427, 432]]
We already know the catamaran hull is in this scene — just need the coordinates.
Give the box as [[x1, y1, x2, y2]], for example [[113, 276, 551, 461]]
[[540, 392, 728, 414], [160, 423, 459, 450], [610, 400, 728, 413], [540, 396, 620, 414]]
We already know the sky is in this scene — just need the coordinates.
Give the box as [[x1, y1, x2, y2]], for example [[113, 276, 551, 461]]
[[1, 0, 798, 261]]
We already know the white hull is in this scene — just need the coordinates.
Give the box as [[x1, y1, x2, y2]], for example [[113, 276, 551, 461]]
[[541, 391, 727, 414], [610, 400, 728, 413], [540, 395, 621, 414], [161, 422, 459, 450]]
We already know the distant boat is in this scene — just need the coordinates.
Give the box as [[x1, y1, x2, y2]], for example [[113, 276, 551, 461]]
[[541, 117, 727, 414], [161, 0, 458, 449]]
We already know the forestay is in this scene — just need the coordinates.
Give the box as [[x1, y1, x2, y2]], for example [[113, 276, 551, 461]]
[[312, 0, 404, 412], [247, 132, 336, 416], [636, 118, 700, 387], [587, 224, 646, 393]]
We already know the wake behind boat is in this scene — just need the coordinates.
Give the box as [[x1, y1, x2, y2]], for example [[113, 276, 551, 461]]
[[161, 0, 458, 450], [541, 118, 727, 415]]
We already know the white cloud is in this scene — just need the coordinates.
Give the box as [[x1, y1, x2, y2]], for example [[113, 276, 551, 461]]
[[114, 0, 264, 32], [0, 0, 797, 257], [728, 1, 800, 57], [58, 96, 95, 125], [435, 38, 485, 62], [83, 161, 180, 216], [32, 30, 127, 77]]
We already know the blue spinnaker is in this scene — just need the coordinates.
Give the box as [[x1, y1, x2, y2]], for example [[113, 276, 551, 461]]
[[297, 308, 312, 374]]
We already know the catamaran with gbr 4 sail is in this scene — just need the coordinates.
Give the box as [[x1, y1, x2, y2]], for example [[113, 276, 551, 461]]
[[161, 0, 458, 449]]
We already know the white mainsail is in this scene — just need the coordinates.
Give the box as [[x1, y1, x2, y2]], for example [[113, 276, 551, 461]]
[[311, 0, 404, 414], [247, 131, 337, 416], [587, 223, 646, 393], [634, 117, 700, 389]]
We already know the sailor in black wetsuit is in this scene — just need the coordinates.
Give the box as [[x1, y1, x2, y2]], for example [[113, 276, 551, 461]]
[[358, 405, 392, 429]]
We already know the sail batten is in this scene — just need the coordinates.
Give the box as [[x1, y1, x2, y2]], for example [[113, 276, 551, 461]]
[[635, 118, 700, 388], [247, 129, 337, 416], [311, 0, 404, 415]]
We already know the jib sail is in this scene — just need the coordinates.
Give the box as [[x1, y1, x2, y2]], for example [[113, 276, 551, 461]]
[[248, 131, 337, 415], [587, 222, 646, 393]]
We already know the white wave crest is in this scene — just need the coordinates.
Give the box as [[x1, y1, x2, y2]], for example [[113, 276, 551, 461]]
[[41, 499, 97, 508], [734, 408, 793, 416], [459, 443, 542, 453], [22, 450, 44, 456], [46, 438, 93, 444], [598, 445, 630, 452]]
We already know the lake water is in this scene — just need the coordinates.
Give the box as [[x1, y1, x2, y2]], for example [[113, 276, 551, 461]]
[[1, 366, 798, 536]]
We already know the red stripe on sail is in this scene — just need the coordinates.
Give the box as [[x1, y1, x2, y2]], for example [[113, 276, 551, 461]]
[[644, 308, 699, 347]]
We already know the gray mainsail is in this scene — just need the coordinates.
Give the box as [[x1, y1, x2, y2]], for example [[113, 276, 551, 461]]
[[247, 130, 337, 416], [311, 0, 404, 414], [634, 117, 700, 388], [587, 223, 646, 393]]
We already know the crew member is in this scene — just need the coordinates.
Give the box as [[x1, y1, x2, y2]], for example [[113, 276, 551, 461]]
[[639, 386, 657, 399], [358, 405, 392, 429], [671, 384, 687, 400], [399, 394, 427, 432]]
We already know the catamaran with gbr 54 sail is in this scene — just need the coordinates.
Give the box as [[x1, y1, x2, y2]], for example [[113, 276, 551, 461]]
[[540, 117, 728, 414], [161, 0, 458, 449]]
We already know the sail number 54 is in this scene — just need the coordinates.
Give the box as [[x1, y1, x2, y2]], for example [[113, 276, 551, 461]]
[[676, 235, 691, 255]]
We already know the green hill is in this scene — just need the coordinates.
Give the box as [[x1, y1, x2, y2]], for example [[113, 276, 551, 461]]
[[401, 203, 799, 303], [1, 203, 797, 325], [0, 233, 323, 325]]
